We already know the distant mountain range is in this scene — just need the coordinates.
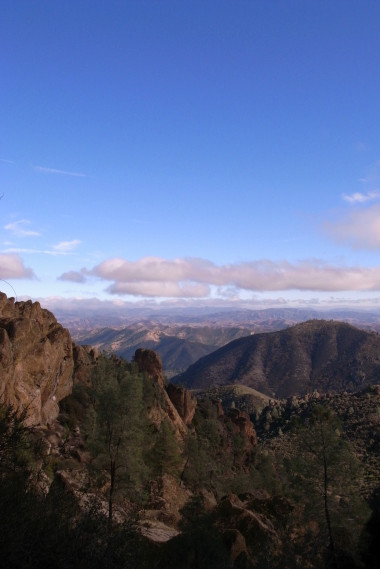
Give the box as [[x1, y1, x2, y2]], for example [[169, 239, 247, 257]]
[[52, 305, 380, 333], [70, 308, 380, 375], [73, 325, 252, 375], [173, 320, 380, 397]]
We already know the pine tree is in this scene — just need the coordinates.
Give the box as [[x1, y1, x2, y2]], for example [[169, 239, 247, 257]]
[[283, 404, 370, 568], [86, 355, 149, 528], [150, 419, 181, 477]]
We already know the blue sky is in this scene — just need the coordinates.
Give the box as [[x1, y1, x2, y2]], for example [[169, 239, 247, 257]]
[[2, 0, 380, 310]]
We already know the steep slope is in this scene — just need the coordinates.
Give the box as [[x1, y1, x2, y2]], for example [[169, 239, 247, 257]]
[[75, 325, 251, 373], [173, 320, 380, 397]]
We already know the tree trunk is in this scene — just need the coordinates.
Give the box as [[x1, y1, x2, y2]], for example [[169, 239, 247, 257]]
[[108, 460, 116, 532], [321, 422, 338, 569]]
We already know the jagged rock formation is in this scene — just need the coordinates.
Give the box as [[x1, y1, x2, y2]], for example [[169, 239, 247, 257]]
[[72, 343, 99, 385], [134, 347, 166, 388], [216, 493, 286, 568], [225, 408, 258, 449], [166, 383, 197, 425], [0, 293, 74, 425], [134, 348, 189, 440], [174, 319, 380, 397]]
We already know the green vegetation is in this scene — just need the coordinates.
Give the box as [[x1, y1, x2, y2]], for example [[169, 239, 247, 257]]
[[150, 419, 182, 477], [85, 355, 150, 525], [2, 349, 380, 568], [0, 401, 154, 569], [158, 495, 230, 569], [280, 405, 370, 568]]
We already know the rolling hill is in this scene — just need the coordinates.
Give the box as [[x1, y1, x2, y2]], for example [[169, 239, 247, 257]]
[[172, 319, 380, 397]]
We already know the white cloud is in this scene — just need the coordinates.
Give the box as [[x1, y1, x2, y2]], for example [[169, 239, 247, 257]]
[[53, 240, 81, 253], [4, 220, 40, 237], [0, 254, 35, 279], [324, 203, 380, 249], [342, 191, 380, 204], [107, 280, 210, 298], [87, 256, 380, 297], [33, 165, 86, 177]]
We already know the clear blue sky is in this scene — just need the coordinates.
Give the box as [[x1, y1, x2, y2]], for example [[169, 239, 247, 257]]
[[2, 0, 380, 310]]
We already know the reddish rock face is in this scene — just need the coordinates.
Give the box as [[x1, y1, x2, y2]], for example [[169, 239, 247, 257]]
[[134, 348, 189, 440], [134, 348, 165, 388], [226, 408, 258, 448], [0, 293, 74, 425], [72, 343, 99, 385], [216, 494, 282, 566], [166, 383, 197, 425]]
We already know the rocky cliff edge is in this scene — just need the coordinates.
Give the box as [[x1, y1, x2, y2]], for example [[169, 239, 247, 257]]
[[0, 293, 74, 425]]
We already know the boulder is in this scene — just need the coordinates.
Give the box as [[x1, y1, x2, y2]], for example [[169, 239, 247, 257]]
[[216, 494, 282, 566]]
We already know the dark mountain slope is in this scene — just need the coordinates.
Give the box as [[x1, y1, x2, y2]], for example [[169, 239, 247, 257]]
[[173, 320, 380, 397]]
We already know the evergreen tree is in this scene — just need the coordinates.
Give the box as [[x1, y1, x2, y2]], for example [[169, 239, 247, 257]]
[[150, 419, 182, 477], [283, 404, 370, 568], [158, 495, 230, 569], [86, 355, 149, 528]]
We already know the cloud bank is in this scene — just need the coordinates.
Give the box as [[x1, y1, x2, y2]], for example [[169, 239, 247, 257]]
[[57, 256, 380, 298], [0, 254, 34, 279]]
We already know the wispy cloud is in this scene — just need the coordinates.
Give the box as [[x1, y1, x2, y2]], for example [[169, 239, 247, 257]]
[[324, 203, 380, 249], [3, 247, 55, 255], [74, 255, 380, 298], [4, 239, 81, 256], [53, 240, 81, 253], [0, 158, 15, 164], [0, 254, 35, 279], [358, 159, 380, 185], [4, 220, 40, 237], [33, 165, 86, 177], [342, 191, 380, 204]]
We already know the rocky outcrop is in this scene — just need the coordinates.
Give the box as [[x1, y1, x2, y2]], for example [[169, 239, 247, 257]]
[[72, 343, 99, 385], [216, 494, 283, 568], [145, 474, 191, 526], [134, 348, 165, 388], [134, 348, 188, 440], [166, 383, 197, 425], [226, 408, 258, 449], [0, 293, 74, 425]]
